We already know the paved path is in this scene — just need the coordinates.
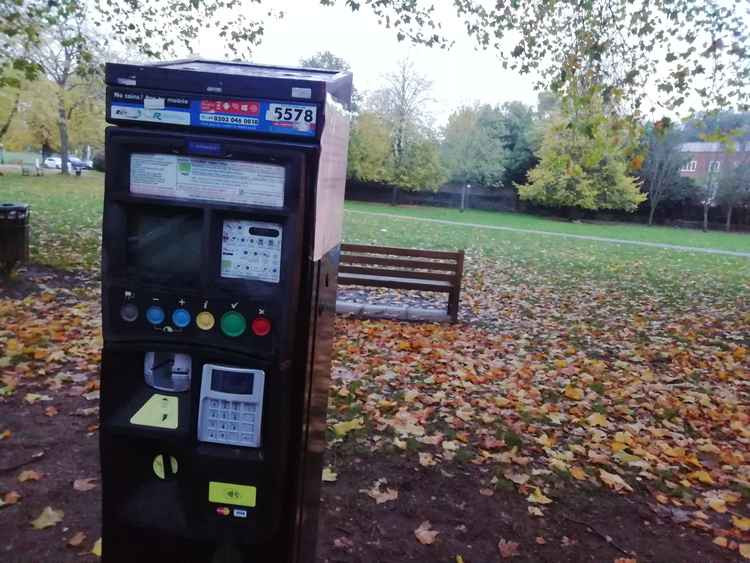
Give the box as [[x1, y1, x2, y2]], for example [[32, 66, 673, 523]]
[[345, 209, 750, 258]]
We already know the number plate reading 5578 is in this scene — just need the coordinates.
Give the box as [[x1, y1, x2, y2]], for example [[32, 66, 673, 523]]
[[267, 104, 316, 124]]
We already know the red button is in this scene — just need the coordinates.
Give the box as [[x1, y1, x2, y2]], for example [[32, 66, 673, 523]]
[[251, 317, 271, 336]]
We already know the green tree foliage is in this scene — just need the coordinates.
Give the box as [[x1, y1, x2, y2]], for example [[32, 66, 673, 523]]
[[441, 105, 506, 187], [392, 135, 444, 191], [3, 2, 748, 113], [498, 101, 539, 186], [519, 92, 645, 212], [347, 111, 392, 182]]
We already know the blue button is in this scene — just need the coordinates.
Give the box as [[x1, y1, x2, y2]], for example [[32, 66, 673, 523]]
[[146, 306, 165, 325], [172, 308, 191, 328]]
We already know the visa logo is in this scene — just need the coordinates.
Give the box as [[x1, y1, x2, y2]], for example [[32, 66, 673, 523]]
[[233, 509, 248, 518]]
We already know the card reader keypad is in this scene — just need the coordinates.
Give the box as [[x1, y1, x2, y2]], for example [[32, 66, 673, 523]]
[[205, 400, 258, 445], [198, 365, 265, 448]]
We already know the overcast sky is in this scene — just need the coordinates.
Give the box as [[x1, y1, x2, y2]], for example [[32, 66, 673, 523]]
[[196, 1, 540, 125]]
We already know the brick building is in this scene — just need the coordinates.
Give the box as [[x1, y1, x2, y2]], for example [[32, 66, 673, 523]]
[[678, 141, 750, 181]]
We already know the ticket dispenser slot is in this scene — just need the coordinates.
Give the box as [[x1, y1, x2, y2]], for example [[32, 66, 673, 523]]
[[144, 351, 191, 392]]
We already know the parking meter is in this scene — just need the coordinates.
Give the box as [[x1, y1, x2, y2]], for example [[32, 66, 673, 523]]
[[100, 60, 352, 562]]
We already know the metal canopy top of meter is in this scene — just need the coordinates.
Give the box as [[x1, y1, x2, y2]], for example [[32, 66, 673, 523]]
[[105, 58, 353, 106]]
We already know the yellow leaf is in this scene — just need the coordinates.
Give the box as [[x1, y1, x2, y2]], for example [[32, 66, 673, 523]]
[[528, 506, 544, 517], [456, 556, 465, 563], [536, 433, 555, 447], [713, 536, 728, 548], [570, 466, 586, 481], [687, 471, 715, 485], [732, 516, 750, 532], [707, 497, 727, 513], [564, 386, 584, 401], [91, 538, 102, 558], [332, 417, 364, 437], [599, 469, 633, 493], [587, 413, 608, 427], [5, 339, 24, 357], [18, 469, 42, 482], [321, 467, 338, 482], [527, 487, 553, 504], [740, 544, 750, 560], [30, 506, 64, 529]]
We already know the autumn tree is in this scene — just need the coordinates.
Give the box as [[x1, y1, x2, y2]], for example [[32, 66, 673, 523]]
[[717, 158, 750, 232], [519, 90, 645, 213], [347, 111, 392, 182], [640, 120, 688, 225], [368, 59, 443, 201], [441, 104, 507, 187]]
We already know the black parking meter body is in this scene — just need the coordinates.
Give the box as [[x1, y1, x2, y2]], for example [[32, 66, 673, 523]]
[[100, 60, 351, 562]]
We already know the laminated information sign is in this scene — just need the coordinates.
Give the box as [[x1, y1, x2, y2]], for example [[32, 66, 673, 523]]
[[130, 153, 285, 207]]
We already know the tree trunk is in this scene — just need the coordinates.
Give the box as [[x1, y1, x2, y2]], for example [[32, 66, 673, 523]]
[[0, 89, 21, 141], [56, 90, 70, 176], [390, 185, 398, 206], [725, 205, 733, 232], [702, 203, 709, 232], [648, 202, 656, 225]]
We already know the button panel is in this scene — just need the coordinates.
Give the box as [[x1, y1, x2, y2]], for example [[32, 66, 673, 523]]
[[110, 288, 275, 355]]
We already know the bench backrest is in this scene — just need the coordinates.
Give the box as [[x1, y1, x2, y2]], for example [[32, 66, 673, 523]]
[[339, 243, 464, 283]]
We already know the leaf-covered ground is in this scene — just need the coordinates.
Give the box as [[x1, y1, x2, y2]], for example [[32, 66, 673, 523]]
[[0, 172, 749, 561]]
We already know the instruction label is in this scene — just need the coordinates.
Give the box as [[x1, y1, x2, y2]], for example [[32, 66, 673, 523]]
[[130, 394, 179, 429], [221, 220, 282, 283], [130, 153, 285, 207]]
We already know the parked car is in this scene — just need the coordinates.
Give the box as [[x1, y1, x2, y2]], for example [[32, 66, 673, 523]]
[[44, 157, 62, 169], [68, 156, 84, 170]]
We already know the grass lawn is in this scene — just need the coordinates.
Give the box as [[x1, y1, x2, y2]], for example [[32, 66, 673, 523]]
[[1, 171, 104, 270], [345, 200, 750, 253], [2, 172, 748, 300], [344, 203, 750, 302]]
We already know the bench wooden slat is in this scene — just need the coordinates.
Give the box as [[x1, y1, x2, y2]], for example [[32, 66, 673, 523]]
[[339, 265, 457, 282], [340, 253, 459, 272], [341, 243, 460, 260], [338, 273, 452, 293]]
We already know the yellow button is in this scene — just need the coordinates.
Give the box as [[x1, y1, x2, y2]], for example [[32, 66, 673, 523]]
[[208, 481, 256, 507], [196, 311, 215, 331]]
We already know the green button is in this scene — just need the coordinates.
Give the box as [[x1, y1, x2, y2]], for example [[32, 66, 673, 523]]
[[220, 311, 246, 337]]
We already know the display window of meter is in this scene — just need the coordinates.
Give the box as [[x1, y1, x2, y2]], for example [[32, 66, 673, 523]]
[[198, 365, 265, 448], [221, 220, 282, 283]]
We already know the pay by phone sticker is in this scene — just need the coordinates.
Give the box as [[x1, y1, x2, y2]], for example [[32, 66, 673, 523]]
[[130, 153, 285, 208]]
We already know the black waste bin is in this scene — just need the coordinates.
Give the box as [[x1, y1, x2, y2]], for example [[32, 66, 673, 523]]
[[0, 203, 30, 276]]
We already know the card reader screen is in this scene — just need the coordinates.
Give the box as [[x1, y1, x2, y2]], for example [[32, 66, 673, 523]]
[[211, 370, 254, 395]]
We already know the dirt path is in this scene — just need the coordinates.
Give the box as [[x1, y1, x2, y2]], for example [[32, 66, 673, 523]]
[[346, 209, 750, 257]]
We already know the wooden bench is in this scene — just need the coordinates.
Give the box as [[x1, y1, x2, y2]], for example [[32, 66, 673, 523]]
[[337, 243, 464, 322]]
